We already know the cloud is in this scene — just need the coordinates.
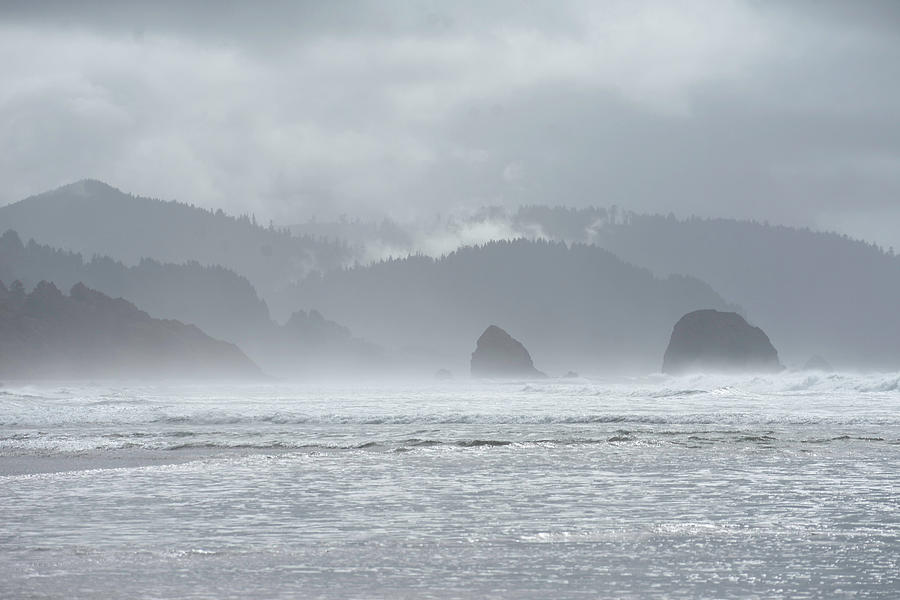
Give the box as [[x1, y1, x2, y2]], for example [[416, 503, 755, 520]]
[[1, 1, 899, 249]]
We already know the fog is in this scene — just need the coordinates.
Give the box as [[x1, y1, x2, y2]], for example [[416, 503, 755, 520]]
[[3, 1, 900, 248], [5, 9, 900, 598], [1, 2, 899, 380], [286, 206, 900, 371]]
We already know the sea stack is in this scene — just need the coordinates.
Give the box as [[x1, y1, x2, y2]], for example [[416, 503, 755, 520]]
[[802, 355, 834, 372], [662, 309, 782, 374], [471, 325, 545, 378]]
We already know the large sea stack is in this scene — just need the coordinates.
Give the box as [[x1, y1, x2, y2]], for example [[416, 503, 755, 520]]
[[471, 325, 545, 378], [662, 309, 782, 374]]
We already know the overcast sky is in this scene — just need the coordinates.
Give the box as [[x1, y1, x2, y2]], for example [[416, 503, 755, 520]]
[[2, 1, 899, 248]]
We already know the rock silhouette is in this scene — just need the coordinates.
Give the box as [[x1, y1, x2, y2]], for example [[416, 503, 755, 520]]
[[434, 369, 453, 380], [802, 355, 834, 372], [471, 325, 545, 378], [662, 309, 782, 374]]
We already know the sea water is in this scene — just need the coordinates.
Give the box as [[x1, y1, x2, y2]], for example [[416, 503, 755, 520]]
[[1, 373, 899, 598]]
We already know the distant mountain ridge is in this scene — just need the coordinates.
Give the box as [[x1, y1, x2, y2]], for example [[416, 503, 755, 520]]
[[554, 209, 899, 369], [274, 238, 735, 374], [510, 208, 900, 368], [0, 230, 383, 378], [0, 180, 351, 298], [11, 180, 896, 372], [293, 206, 900, 369], [0, 229, 271, 346], [0, 279, 261, 380]]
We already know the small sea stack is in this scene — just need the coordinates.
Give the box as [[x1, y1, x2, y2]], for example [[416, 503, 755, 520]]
[[662, 309, 782, 375], [434, 368, 453, 380], [802, 355, 834, 372], [471, 325, 545, 378]]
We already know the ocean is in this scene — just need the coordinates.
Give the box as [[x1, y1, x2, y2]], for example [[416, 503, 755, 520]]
[[2, 373, 899, 598]]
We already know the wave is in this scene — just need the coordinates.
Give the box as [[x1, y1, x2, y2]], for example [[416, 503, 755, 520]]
[[4, 410, 900, 429], [513, 371, 900, 395], [86, 398, 154, 406], [455, 439, 513, 447], [856, 376, 900, 393], [647, 389, 707, 398], [2, 371, 899, 431], [4, 430, 895, 456], [143, 412, 900, 426]]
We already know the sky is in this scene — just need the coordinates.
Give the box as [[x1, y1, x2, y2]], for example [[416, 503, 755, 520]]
[[2, 0, 899, 250]]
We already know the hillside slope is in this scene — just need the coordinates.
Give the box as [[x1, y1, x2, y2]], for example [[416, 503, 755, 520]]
[[0, 280, 262, 380], [275, 239, 735, 374], [318, 206, 900, 369], [0, 180, 350, 297], [0, 229, 271, 346]]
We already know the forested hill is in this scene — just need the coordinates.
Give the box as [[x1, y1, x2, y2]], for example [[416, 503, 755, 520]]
[[502, 208, 900, 369], [274, 238, 734, 374], [0, 280, 261, 380], [0, 229, 271, 347], [0, 180, 351, 297], [0, 230, 383, 377], [594, 214, 900, 369], [307, 206, 900, 369]]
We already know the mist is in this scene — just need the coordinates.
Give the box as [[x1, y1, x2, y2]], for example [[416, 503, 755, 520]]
[[3, 1, 900, 249], [3, 4, 900, 598], [3, 0, 900, 379]]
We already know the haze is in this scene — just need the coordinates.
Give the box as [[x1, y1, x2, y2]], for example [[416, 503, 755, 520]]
[[4, 4, 900, 598], [3, 1, 900, 379], [2, 0, 900, 251]]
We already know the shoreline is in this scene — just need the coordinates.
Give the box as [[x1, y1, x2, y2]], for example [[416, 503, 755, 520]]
[[0, 448, 291, 477]]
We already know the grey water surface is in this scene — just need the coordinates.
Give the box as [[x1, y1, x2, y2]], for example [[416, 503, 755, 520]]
[[2, 373, 899, 599]]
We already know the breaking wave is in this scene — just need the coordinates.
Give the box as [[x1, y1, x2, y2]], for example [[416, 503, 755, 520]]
[[1, 372, 898, 458]]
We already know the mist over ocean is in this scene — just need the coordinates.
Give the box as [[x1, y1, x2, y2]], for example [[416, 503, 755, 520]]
[[2, 374, 899, 598], [4, 1, 900, 598]]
